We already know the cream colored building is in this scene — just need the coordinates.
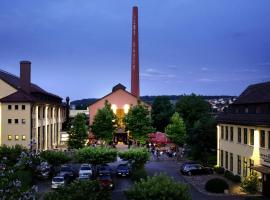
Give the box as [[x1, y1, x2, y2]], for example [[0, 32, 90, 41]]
[[0, 61, 67, 151], [217, 81, 270, 196]]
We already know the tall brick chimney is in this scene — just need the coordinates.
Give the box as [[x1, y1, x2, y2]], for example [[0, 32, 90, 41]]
[[131, 6, 140, 98], [20, 61, 31, 93]]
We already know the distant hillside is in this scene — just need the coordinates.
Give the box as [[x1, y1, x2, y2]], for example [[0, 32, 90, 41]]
[[70, 95, 236, 110]]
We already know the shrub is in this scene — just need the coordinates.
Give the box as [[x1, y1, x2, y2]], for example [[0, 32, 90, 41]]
[[131, 167, 147, 182], [224, 170, 241, 183], [16, 170, 33, 190], [205, 178, 229, 193], [213, 165, 225, 174], [125, 174, 191, 200], [241, 174, 259, 194]]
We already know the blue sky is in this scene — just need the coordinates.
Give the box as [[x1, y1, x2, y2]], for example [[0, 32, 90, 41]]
[[0, 0, 270, 100]]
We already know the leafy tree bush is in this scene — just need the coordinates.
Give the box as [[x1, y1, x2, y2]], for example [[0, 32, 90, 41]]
[[205, 178, 229, 193], [224, 170, 241, 183], [40, 150, 70, 167], [118, 148, 150, 169], [91, 100, 117, 143], [125, 174, 191, 200], [165, 112, 186, 147], [76, 147, 117, 166], [0, 145, 27, 166], [124, 103, 155, 145], [68, 113, 88, 149], [151, 96, 174, 132], [131, 167, 147, 182], [44, 180, 110, 200], [213, 165, 225, 174], [241, 173, 259, 194]]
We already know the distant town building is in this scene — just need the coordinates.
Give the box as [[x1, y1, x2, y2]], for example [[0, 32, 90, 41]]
[[0, 61, 67, 151], [217, 81, 270, 196]]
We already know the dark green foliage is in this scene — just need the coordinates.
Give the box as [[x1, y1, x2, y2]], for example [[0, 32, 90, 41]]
[[213, 166, 225, 174], [125, 174, 191, 200], [151, 96, 174, 132], [241, 173, 259, 194], [40, 150, 70, 166], [205, 178, 229, 193], [118, 148, 150, 169], [91, 101, 117, 143], [68, 113, 88, 149], [76, 147, 117, 165], [44, 180, 110, 200], [124, 103, 155, 145], [0, 145, 27, 166], [131, 167, 147, 182], [165, 112, 187, 147], [224, 170, 241, 183], [16, 170, 33, 190]]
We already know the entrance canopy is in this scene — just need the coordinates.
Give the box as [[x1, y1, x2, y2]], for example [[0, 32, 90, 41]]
[[148, 132, 171, 144], [250, 165, 270, 174]]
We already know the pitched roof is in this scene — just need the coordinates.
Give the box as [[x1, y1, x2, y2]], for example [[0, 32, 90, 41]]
[[234, 81, 270, 104], [0, 69, 62, 102]]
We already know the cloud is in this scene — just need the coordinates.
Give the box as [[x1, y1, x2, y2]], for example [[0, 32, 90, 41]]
[[201, 67, 209, 71], [141, 68, 175, 81]]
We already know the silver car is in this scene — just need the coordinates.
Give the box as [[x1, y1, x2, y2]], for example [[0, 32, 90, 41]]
[[51, 176, 66, 189]]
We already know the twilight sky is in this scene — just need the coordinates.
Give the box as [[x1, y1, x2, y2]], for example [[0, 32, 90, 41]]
[[0, 0, 270, 101]]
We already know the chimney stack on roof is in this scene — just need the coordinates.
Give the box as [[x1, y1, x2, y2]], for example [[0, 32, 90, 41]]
[[20, 61, 31, 93]]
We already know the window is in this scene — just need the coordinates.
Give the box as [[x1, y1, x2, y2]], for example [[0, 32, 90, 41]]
[[225, 151, 228, 169], [15, 119, 19, 124], [8, 135, 12, 140], [43, 107, 45, 118], [225, 126, 229, 140], [221, 150, 224, 167], [268, 131, 270, 149], [8, 119, 12, 124], [15, 135, 19, 140], [15, 105, 18, 110], [221, 126, 224, 139], [249, 159, 254, 175], [230, 127, 234, 142], [250, 129, 254, 146], [243, 157, 247, 177], [22, 105, 25, 110], [238, 128, 241, 143], [237, 155, 241, 175], [260, 130, 266, 148], [8, 105, 12, 110], [244, 128, 248, 144], [22, 135, 26, 140], [22, 119, 26, 124], [230, 153, 233, 171]]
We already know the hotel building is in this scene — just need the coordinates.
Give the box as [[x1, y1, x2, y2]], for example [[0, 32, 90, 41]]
[[217, 81, 270, 196], [0, 61, 67, 151]]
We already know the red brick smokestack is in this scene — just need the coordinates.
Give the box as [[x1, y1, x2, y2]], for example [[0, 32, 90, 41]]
[[20, 61, 31, 94], [131, 6, 140, 98]]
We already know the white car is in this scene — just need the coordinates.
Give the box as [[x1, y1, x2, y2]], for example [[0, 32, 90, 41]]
[[79, 164, 92, 179], [51, 176, 66, 189]]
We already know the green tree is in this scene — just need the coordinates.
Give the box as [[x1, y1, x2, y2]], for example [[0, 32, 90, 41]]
[[91, 101, 117, 143], [68, 113, 88, 149], [189, 115, 216, 161], [151, 96, 174, 132], [40, 150, 70, 167], [241, 173, 259, 194], [0, 145, 27, 166], [76, 147, 117, 166], [125, 174, 191, 200], [124, 103, 155, 145], [44, 180, 110, 200], [165, 112, 187, 147]]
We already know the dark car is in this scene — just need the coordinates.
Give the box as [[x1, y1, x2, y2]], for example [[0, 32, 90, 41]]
[[116, 164, 131, 177], [97, 174, 114, 190], [59, 165, 77, 182], [35, 162, 53, 179], [181, 163, 213, 176], [97, 164, 112, 176]]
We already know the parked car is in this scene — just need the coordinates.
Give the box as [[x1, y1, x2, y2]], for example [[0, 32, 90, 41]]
[[116, 164, 131, 177], [59, 165, 77, 182], [35, 162, 53, 179], [51, 176, 66, 189], [181, 163, 213, 176], [79, 164, 92, 179], [97, 164, 112, 176], [97, 174, 114, 190]]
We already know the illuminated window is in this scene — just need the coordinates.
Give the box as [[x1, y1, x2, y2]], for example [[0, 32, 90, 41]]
[[22, 135, 26, 140], [238, 128, 241, 143], [250, 129, 254, 146], [260, 130, 265, 148], [111, 104, 117, 114], [249, 159, 254, 175], [22, 119, 26, 124], [8, 105, 12, 110], [8, 135, 12, 140], [124, 104, 130, 114], [15, 135, 19, 140]]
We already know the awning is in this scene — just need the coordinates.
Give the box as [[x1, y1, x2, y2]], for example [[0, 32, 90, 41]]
[[250, 165, 270, 174]]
